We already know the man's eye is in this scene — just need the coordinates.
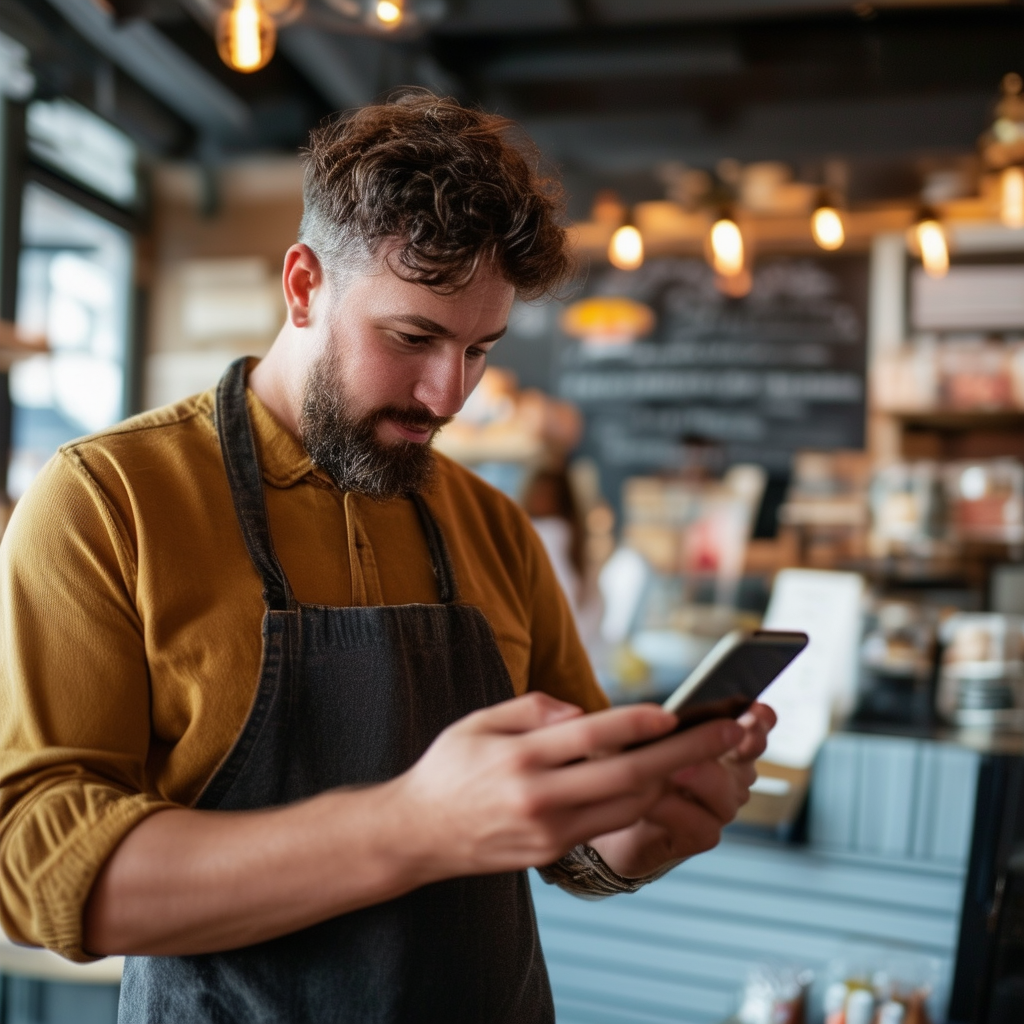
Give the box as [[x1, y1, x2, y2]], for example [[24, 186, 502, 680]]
[[400, 333, 431, 345], [466, 347, 488, 361]]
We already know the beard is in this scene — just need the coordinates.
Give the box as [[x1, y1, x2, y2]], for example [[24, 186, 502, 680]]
[[299, 348, 450, 501]]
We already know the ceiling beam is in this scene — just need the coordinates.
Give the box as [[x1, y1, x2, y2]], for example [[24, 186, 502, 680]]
[[276, 26, 381, 110], [43, 0, 250, 137], [521, 90, 994, 172]]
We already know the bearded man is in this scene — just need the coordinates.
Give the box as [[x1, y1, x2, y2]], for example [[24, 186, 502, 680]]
[[0, 93, 774, 1024]]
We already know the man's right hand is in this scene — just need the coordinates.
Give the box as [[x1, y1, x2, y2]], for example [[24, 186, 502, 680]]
[[393, 692, 744, 882]]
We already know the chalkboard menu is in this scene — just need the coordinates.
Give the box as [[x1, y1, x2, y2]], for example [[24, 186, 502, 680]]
[[553, 255, 869, 507]]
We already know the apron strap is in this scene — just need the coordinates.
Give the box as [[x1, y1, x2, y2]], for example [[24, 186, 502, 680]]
[[410, 492, 459, 605], [215, 357, 294, 612]]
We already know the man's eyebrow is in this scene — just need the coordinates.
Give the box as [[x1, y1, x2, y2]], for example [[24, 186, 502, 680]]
[[383, 314, 507, 343], [383, 314, 456, 337]]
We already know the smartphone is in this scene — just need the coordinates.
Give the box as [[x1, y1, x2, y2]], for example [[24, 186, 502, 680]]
[[661, 629, 808, 730]]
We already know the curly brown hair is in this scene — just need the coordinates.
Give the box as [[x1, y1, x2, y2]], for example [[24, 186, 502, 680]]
[[298, 91, 574, 300]]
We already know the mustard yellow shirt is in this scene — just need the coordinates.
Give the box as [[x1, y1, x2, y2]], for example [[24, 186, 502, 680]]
[[0, 382, 606, 961]]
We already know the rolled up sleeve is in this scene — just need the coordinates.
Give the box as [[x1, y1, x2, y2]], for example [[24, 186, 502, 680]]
[[0, 450, 173, 961]]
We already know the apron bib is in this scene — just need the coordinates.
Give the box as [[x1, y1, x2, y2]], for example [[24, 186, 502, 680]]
[[118, 358, 554, 1024]]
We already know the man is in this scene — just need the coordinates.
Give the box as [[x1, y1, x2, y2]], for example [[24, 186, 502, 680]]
[[0, 93, 774, 1023]]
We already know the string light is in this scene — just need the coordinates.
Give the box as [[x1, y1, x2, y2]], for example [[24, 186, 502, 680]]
[[608, 225, 644, 271], [375, 0, 404, 26], [915, 218, 950, 278], [217, 0, 275, 73], [709, 218, 744, 278], [811, 206, 845, 250], [1001, 166, 1024, 228]]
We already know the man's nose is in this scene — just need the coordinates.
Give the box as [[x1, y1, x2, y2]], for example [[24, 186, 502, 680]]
[[412, 350, 467, 419]]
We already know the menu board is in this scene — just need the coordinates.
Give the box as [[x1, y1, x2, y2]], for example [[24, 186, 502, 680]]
[[553, 255, 869, 504]]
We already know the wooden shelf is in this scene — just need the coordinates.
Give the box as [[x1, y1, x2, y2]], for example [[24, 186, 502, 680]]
[[882, 409, 1024, 431]]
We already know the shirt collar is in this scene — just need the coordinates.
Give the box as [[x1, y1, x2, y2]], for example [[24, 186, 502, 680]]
[[245, 387, 320, 488]]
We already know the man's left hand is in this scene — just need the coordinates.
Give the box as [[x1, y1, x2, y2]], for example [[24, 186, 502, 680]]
[[586, 702, 777, 879]]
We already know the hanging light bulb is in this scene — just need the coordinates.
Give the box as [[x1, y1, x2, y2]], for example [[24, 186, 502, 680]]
[[709, 218, 744, 277], [217, 0, 275, 73], [375, 0, 404, 26], [608, 225, 644, 271], [914, 217, 950, 278], [1001, 166, 1024, 228], [811, 206, 845, 250]]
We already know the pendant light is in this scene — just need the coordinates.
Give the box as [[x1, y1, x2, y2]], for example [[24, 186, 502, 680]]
[[708, 217, 744, 278], [811, 205, 845, 250], [217, 0, 276, 73], [1000, 166, 1024, 228], [911, 211, 950, 279], [375, 0, 405, 26], [979, 73, 1024, 227], [608, 223, 644, 271]]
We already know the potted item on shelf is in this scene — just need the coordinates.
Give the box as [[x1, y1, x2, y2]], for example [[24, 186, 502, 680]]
[[936, 613, 1024, 730], [944, 459, 1024, 545]]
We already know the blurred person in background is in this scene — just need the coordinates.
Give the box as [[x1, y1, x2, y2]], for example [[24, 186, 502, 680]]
[[523, 466, 604, 650], [0, 92, 774, 1024]]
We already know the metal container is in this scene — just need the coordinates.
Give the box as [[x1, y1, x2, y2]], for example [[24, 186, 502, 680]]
[[936, 613, 1024, 730]]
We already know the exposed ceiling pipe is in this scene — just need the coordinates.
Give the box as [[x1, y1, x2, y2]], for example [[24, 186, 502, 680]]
[[43, 0, 251, 137]]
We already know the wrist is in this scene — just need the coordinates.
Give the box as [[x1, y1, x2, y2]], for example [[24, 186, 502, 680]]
[[588, 825, 675, 880], [366, 774, 449, 892]]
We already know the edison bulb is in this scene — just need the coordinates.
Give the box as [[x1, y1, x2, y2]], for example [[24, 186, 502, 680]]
[[217, 0, 275, 73], [916, 219, 949, 279], [811, 207, 845, 250], [709, 218, 744, 277], [1001, 167, 1024, 229], [608, 225, 644, 271], [376, 0, 403, 25]]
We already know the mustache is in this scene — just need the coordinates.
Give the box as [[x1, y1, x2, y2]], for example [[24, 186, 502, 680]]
[[370, 406, 452, 435]]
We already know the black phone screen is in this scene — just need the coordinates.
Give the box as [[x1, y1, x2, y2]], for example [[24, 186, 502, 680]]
[[669, 632, 808, 730]]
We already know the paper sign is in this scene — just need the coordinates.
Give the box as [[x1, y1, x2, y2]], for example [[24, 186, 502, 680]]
[[760, 569, 865, 769]]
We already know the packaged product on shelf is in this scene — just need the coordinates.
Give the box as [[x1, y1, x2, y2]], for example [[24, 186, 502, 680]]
[[944, 459, 1024, 544], [821, 951, 939, 1024], [777, 450, 871, 568], [733, 963, 812, 1024], [868, 462, 946, 556], [871, 342, 939, 412], [940, 338, 1014, 410]]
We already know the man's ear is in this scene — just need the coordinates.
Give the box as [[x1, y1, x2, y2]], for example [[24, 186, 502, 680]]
[[282, 244, 323, 328]]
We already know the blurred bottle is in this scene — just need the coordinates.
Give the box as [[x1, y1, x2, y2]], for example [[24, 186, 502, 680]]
[[823, 982, 848, 1024]]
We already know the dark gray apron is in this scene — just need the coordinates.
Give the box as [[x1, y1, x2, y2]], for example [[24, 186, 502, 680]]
[[118, 357, 554, 1024]]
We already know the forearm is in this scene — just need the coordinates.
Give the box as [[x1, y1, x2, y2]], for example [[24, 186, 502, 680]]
[[83, 780, 422, 957]]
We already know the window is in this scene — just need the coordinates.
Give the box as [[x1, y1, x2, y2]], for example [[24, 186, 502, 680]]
[[7, 184, 133, 498], [26, 98, 138, 208]]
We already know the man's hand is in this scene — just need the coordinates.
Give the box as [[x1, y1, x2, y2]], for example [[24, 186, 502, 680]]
[[85, 693, 755, 957], [394, 691, 747, 883], [586, 702, 777, 879]]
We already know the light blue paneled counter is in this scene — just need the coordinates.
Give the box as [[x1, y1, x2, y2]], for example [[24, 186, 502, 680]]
[[531, 731, 980, 1024]]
